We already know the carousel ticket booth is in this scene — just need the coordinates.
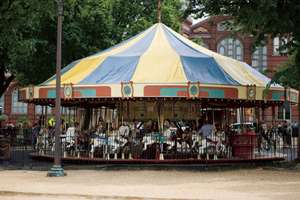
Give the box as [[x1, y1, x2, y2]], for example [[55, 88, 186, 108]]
[[19, 23, 298, 164]]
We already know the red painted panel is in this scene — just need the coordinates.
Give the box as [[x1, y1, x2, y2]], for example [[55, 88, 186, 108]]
[[199, 91, 209, 98], [39, 88, 63, 98], [96, 86, 111, 97], [39, 88, 48, 98], [177, 91, 188, 97], [224, 88, 238, 99]]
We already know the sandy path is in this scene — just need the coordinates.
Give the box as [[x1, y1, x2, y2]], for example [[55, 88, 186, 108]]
[[0, 168, 299, 200]]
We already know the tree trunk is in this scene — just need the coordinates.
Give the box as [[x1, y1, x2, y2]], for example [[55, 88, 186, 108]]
[[0, 74, 15, 97]]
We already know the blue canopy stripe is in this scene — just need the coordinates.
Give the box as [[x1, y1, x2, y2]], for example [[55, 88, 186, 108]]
[[79, 26, 157, 84], [162, 25, 239, 85]]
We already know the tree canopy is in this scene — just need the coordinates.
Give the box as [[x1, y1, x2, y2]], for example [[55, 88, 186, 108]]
[[0, 0, 184, 96], [185, 0, 300, 88]]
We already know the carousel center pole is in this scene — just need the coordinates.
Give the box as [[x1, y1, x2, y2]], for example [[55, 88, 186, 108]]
[[47, 0, 65, 177]]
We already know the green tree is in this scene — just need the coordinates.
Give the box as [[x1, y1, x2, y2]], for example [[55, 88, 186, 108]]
[[271, 54, 299, 89], [0, 0, 56, 96], [0, 0, 184, 97], [111, 0, 184, 42], [186, 0, 300, 159]]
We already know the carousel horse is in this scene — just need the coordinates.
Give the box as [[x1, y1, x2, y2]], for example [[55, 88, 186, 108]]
[[168, 128, 194, 153], [90, 131, 129, 157], [62, 126, 77, 155], [196, 133, 227, 156], [36, 128, 50, 154]]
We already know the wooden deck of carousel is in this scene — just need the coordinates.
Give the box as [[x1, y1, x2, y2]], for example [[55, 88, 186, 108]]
[[29, 153, 284, 165]]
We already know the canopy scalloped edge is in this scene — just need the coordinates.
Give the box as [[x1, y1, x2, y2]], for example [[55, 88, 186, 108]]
[[19, 83, 298, 104]]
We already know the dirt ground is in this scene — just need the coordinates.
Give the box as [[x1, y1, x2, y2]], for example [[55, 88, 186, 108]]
[[0, 168, 300, 200]]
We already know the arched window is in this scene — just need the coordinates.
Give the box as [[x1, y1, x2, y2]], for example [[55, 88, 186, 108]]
[[217, 37, 243, 61], [11, 89, 27, 114], [252, 46, 267, 71], [273, 37, 288, 55], [0, 95, 4, 114]]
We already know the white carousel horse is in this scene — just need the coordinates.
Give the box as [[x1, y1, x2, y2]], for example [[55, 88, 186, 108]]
[[36, 128, 50, 154], [90, 132, 127, 156]]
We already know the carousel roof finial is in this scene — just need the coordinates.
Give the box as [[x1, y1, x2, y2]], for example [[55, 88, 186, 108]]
[[157, 0, 162, 23]]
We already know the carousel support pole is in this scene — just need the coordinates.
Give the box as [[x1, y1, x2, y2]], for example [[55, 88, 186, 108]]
[[74, 107, 76, 123], [45, 105, 48, 127], [47, 0, 65, 177], [160, 101, 164, 160], [240, 107, 245, 133], [107, 120, 111, 160], [271, 105, 277, 156], [121, 101, 124, 125], [212, 108, 215, 125], [41, 105, 44, 128], [212, 108, 217, 160], [68, 107, 71, 127]]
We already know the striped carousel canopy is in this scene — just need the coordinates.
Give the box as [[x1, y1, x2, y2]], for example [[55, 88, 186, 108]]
[[43, 23, 273, 87], [21, 23, 298, 103]]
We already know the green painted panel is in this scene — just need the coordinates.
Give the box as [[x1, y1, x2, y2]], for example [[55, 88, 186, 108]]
[[291, 93, 297, 102], [78, 89, 96, 97], [272, 91, 284, 100], [201, 88, 224, 98], [160, 88, 186, 97], [47, 90, 56, 98]]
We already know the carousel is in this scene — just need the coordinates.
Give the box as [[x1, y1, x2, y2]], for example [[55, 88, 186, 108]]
[[19, 23, 298, 164]]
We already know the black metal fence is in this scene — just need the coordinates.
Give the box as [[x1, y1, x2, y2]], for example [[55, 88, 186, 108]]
[[1, 127, 298, 164]]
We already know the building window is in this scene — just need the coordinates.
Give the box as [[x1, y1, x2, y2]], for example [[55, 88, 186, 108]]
[[0, 95, 4, 114], [252, 46, 267, 72], [278, 105, 290, 120], [217, 37, 243, 61], [273, 37, 288, 56], [12, 89, 27, 114]]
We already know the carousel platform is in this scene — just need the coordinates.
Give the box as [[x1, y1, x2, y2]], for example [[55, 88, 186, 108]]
[[29, 153, 284, 165]]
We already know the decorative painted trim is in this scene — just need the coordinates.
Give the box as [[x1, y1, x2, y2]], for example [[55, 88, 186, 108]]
[[39, 86, 111, 98], [199, 87, 238, 99], [268, 90, 284, 101], [121, 82, 134, 98], [63, 84, 73, 99], [247, 85, 256, 100], [187, 82, 200, 99], [144, 85, 187, 97]]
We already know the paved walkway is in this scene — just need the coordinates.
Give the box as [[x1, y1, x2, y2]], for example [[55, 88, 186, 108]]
[[0, 168, 300, 200]]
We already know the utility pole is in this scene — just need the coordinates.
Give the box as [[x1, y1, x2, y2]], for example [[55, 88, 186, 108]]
[[157, 0, 162, 23], [47, 0, 65, 177]]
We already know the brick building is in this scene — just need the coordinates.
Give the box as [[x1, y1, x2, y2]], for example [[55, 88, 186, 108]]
[[0, 82, 42, 126], [182, 16, 298, 123]]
